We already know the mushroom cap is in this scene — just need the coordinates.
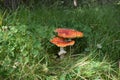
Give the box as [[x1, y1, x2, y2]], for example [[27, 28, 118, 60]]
[[50, 37, 75, 47], [55, 28, 83, 38]]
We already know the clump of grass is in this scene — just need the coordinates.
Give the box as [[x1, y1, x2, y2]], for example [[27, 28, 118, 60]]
[[58, 55, 118, 80]]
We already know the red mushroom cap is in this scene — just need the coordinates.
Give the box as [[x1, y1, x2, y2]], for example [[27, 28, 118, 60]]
[[55, 28, 83, 38], [50, 37, 75, 47]]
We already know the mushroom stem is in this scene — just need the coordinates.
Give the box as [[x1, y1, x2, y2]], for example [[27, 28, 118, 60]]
[[67, 38, 72, 41], [58, 47, 66, 56], [73, 0, 77, 7]]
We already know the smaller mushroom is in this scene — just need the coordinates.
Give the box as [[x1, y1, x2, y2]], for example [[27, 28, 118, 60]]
[[50, 37, 75, 58]]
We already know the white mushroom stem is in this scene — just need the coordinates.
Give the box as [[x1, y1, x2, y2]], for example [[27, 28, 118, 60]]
[[67, 38, 72, 41], [58, 47, 66, 56], [73, 0, 77, 7]]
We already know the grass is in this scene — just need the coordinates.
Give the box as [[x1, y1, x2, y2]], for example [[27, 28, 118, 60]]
[[0, 4, 120, 80]]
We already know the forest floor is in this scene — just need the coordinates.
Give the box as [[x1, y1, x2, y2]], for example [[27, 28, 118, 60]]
[[0, 4, 120, 80]]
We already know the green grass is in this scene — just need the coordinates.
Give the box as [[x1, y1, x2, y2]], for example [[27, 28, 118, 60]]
[[0, 4, 120, 80]]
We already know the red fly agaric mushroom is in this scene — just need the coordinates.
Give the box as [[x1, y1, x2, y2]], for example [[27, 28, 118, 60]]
[[55, 28, 83, 39], [50, 37, 75, 57]]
